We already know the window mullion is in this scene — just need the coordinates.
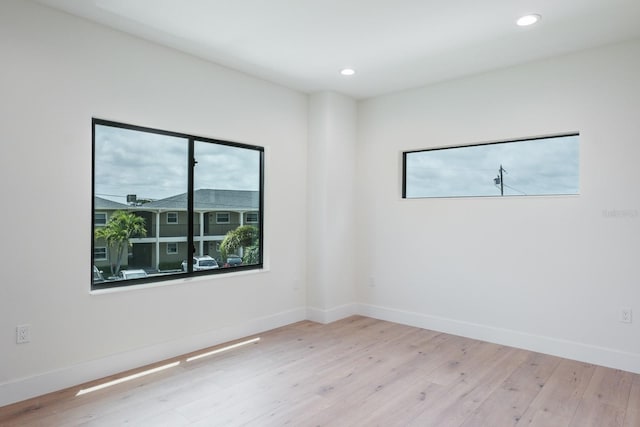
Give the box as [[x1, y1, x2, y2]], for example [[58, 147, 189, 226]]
[[187, 138, 195, 273]]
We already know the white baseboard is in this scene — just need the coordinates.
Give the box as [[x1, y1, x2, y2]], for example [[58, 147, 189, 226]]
[[356, 303, 640, 374], [0, 307, 306, 408], [306, 303, 358, 324]]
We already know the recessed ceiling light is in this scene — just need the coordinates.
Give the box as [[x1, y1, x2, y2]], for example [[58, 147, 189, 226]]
[[517, 14, 541, 26], [340, 68, 356, 76]]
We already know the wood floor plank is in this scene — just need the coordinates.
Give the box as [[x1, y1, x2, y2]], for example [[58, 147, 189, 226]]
[[517, 358, 596, 424], [276, 331, 449, 426], [623, 376, 640, 427], [623, 409, 640, 427], [460, 351, 561, 427], [569, 401, 626, 427], [354, 381, 446, 427], [407, 347, 529, 427], [2, 316, 639, 427], [172, 319, 404, 422], [203, 325, 434, 425], [581, 366, 634, 408], [627, 373, 640, 407], [519, 408, 572, 427]]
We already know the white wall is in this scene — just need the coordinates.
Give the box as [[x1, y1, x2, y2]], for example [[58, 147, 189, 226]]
[[357, 39, 640, 373], [307, 92, 358, 322], [0, 0, 308, 405]]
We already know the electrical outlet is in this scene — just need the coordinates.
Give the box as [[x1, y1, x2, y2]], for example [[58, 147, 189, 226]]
[[16, 324, 31, 344], [620, 308, 632, 324]]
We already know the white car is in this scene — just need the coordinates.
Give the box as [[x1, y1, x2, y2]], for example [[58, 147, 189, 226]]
[[182, 255, 219, 272], [119, 269, 148, 280]]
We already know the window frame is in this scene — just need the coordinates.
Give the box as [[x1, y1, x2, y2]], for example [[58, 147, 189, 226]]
[[91, 118, 264, 290], [166, 212, 178, 224], [216, 212, 230, 224], [166, 242, 178, 254], [94, 246, 108, 261], [246, 212, 259, 223], [94, 212, 107, 226], [402, 133, 579, 199]]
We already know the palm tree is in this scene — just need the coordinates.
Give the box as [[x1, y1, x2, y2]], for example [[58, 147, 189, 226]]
[[219, 225, 259, 265], [94, 211, 147, 276]]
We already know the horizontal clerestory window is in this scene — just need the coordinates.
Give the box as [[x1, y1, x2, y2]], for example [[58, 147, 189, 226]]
[[403, 133, 579, 198], [92, 119, 264, 289]]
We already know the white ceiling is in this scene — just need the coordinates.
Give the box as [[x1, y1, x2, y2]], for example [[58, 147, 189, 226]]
[[35, 0, 640, 99]]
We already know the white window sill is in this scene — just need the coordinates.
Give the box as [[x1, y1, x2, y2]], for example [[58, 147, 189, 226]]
[[90, 267, 269, 295]]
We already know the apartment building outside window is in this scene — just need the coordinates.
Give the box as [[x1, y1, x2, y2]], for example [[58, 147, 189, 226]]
[[92, 119, 264, 289]]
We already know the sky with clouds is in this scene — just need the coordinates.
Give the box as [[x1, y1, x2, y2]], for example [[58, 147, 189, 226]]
[[94, 124, 261, 203], [405, 135, 579, 198]]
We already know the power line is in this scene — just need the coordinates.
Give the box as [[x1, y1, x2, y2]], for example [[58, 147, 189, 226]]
[[503, 183, 527, 195], [491, 164, 528, 195]]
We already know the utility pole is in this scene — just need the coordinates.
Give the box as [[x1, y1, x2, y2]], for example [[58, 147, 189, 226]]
[[494, 164, 506, 196]]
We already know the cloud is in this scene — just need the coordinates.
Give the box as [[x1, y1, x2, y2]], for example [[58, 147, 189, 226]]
[[94, 124, 260, 203]]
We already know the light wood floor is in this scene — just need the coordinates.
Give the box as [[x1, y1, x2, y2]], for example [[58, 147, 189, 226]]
[[1, 316, 639, 426]]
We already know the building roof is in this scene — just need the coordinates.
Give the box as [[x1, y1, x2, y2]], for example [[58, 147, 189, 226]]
[[94, 196, 130, 210], [143, 189, 259, 211], [95, 190, 259, 212]]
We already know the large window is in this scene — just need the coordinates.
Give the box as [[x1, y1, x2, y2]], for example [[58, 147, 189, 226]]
[[92, 119, 264, 289], [403, 134, 579, 198]]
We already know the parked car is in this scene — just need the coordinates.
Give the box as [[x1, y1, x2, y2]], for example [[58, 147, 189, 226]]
[[224, 254, 243, 267], [93, 266, 105, 283], [182, 255, 219, 272], [119, 269, 148, 280]]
